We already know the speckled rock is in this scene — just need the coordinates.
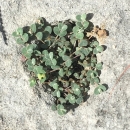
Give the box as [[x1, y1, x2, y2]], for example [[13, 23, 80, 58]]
[[0, 0, 130, 130]]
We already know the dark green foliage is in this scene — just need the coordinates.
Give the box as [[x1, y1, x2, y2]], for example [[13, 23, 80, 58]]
[[12, 14, 107, 115]]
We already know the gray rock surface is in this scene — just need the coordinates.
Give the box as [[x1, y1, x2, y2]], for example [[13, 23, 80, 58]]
[[0, 0, 130, 130]]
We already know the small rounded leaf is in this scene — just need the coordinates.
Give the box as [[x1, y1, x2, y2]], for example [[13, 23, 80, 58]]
[[76, 97, 83, 104], [79, 39, 88, 47], [44, 26, 52, 34], [76, 32, 84, 39], [51, 104, 57, 111], [36, 32, 43, 40], [32, 58, 36, 65], [96, 63, 103, 70], [96, 46, 104, 52], [12, 31, 19, 37], [22, 33, 29, 42], [53, 27, 60, 35], [76, 15, 82, 21], [30, 79, 36, 87], [30, 24, 36, 33], [57, 90, 61, 97], [61, 25, 68, 31], [59, 69, 64, 77], [94, 85, 107, 95], [83, 21, 89, 29], [16, 38, 24, 44], [17, 28, 23, 35], [57, 104, 67, 115], [81, 14, 86, 21], [59, 31, 67, 37]]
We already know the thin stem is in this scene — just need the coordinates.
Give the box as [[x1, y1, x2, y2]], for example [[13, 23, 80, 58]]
[[40, 40, 45, 44], [49, 68, 60, 73], [49, 35, 59, 49]]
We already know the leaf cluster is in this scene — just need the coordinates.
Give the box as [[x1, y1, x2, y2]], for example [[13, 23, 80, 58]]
[[12, 14, 107, 115]]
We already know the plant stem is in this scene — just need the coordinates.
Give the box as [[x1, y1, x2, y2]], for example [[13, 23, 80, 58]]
[[49, 68, 60, 73], [49, 35, 59, 49]]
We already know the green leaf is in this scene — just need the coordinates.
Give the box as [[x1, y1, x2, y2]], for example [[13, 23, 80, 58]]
[[82, 48, 90, 56], [94, 77, 100, 84], [75, 48, 85, 60], [22, 33, 29, 42], [34, 50, 41, 56], [65, 59, 72, 67], [96, 46, 104, 52], [76, 15, 82, 21], [61, 24, 68, 31], [26, 59, 33, 66], [27, 65, 34, 71], [57, 104, 67, 115], [75, 32, 84, 39], [53, 27, 60, 35], [32, 58, 36, 65], [12, 31, 19, 37], [59, 87, 63, 91], [76, 97, 83, 104], [76, 22, 83, 28], [86, 70, 93, 77], [22, 45, 34, 58], [51, 104, 57, 111], [51, 65, 60, 70], [69, 95, 76, 104], [17, 28, 23, 35], [81, 14, 86, 21], [79, 39, 88, 47], [59, 31, 67, 37], [36, 32, 43, 40], [72, 83, 81, 96], [58, 23, 63, 29], [73, 26, 79, 33], [94, 85, 107, 95], [91, 57, 97, 63], [49, 82, 59, 89], [59, 69, 64, 77], [30, 79, 36, 87], [66, 94, 76, 104], [59, 97, 66, 104], [91, 41, 99, 47], [70, 37, 77, 45], [49, 52, 57, 66], [94, 46, 104, 54], [42, 51, 57, 66], [57, 90, 60, 97], [74, 73, 80, 79], [16, 38, 24, 44], [42, 31, 50, 39], [33, 65, 45, 74], [99, 85, 107, 91], [83, 21, 89, 29], [93, 48, 98, 54], [44, 26, 52, 34], [96, 63, 103, 70], [30, 24, 36, 33], [62, 55, 69, 61]]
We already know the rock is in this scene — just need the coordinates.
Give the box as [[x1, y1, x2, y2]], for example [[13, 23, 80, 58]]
[[0, 0, 130, 130]]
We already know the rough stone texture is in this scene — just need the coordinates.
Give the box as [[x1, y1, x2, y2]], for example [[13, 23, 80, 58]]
[[0, 0, 130, 130]]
